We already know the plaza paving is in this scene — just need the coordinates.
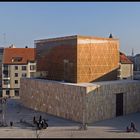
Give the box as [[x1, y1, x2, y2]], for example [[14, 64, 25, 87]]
[[0, 99, 140, 138]]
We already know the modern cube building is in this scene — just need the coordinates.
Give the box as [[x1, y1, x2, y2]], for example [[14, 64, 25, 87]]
[[35, 35, 119, 83], [20, 35, 140, 124]]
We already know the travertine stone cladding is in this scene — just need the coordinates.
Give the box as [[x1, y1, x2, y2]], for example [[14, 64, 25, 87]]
[[20, 78, 86, 122], [20, 78, 140, 123], [86, 81, 140, 123]]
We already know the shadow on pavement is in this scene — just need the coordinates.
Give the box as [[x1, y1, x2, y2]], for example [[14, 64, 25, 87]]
[[3, 99, 81, 130], [88, 112, 140, 134]]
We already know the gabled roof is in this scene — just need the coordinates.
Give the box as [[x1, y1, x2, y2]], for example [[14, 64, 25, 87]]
[[120, 52, 133, 64], [3, 48, 35, 65]]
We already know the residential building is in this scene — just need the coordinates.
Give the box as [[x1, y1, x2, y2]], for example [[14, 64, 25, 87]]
[[128, 54, 140, 80], [35, 35, 119, 83], [118, 52, 133, 80], [0, 48, 4, 85], [134, 54, 140, 71], [2, 46, 36, 98], [0, 47, 4, 97]]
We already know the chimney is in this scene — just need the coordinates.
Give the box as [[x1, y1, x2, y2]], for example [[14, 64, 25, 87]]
[[109, 33, 113, 38], [9, 44, 16, 48]]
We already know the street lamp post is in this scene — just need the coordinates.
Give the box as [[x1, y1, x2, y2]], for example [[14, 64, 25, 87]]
[[1, 97, 7, 126]]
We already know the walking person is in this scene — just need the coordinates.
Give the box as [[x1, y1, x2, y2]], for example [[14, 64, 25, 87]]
[[126, 126, 131, 132], [10, 121, 13, 128], [33, 116, 36, 124], [130, 122, 138, 132], [39, 115, 42, 123]]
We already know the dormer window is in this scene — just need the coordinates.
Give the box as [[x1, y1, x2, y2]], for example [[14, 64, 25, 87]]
[[12, 57, 22, 62]]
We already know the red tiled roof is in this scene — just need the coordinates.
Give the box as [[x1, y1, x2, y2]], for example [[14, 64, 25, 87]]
[[3, 48, 35, 64], [120, 52, 133, 64]]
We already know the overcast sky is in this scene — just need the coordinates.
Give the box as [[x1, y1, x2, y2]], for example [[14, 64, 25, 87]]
[[0, 2, 140, 55]]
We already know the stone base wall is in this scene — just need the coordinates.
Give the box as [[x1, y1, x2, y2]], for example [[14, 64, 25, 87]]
[[86, 81, 140, 123], [20, 78, 140, 123], [20, 78, 86, 123]]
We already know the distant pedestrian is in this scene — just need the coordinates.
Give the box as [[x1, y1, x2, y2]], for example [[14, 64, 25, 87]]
[[130, 122, 138, 132], [126, 126, 131, 132], [10, 121, 13, 127], [39, 115, 42, 123], [33, 116, 36, 124]]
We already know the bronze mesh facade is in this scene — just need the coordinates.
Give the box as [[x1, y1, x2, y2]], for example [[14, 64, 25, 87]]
[[35, 36, 77, 83], [77, 36, 119, 82], [35, 35, 119, 83]]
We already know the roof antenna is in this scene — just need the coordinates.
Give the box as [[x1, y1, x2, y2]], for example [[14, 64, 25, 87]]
[[3, 33, 6, 47], [132, 48, 134, 57], [109, 33, 113, 38]]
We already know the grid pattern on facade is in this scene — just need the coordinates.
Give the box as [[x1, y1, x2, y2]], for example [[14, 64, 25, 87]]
[[77, 36, 119, 82], [36, 35, 119, 83], [36, 38, 77, 82]]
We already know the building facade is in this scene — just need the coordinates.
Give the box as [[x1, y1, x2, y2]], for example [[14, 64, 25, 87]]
[[2, 47, 36, 98], [128, 54, 140, 80], [118, 52, 133, 80], [20, 35, 140, 123], [0, 47, 4, 97], [134, 54, 140, 71], [35, 35, 119, 83], [20, 78, 140, 123]]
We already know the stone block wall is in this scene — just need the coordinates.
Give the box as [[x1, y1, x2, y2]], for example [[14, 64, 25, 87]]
[[86, 81, 140, 123], [20, 78, 140, 123], [20, 78, 86, 123]]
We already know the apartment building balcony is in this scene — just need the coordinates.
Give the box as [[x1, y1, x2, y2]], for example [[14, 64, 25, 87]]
[[2, 79, 10, 89], [29, 70, 36, 73], [2, 84, 10, 88], [2, 76, 10, 79], [3, 70, 10, 79]]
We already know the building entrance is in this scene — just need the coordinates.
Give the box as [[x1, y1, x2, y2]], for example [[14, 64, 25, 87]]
[[116, 93, 123, 116]]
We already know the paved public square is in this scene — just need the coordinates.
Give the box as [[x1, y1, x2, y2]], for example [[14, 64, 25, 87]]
[[0, 98, 139, 138]]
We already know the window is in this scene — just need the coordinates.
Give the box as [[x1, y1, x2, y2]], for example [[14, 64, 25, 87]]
[[22, 66, 26, 71], [3, 79, 10, 85], [15, 80, 18, 84], [3, 65, 8, 77], [30, 65, 36, 70], [15, 73, 18, 77], [15, 66, 18, 70], [22, 73, 26, 77], [123, 78, 127, 80], [15, 90, 19, 96], [12, 57, 22, 62], [6, 90, 10, 96], [3, 65, 8, 71], [30, 72, 35, 77], [0, 90, 2, 97]]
